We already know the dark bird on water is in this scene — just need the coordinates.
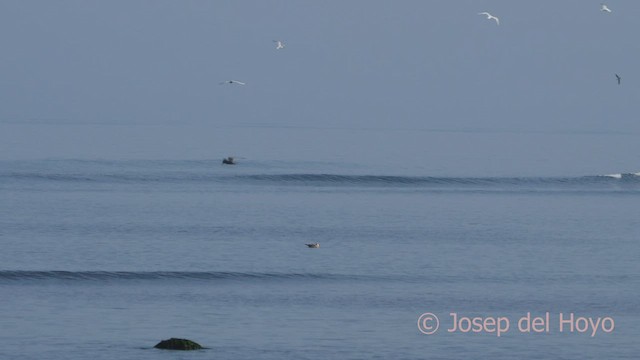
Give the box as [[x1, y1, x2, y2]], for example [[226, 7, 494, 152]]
[[615, 74, 621, 85]]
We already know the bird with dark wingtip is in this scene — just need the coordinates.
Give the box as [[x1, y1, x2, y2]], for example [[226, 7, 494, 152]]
[[615, 74, 621, 85]]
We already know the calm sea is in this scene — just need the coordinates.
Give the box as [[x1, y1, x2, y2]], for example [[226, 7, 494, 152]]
[[1, 159, 638, 359]]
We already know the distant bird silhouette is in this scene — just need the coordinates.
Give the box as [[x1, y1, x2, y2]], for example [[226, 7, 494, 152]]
[[478, 12, 500, 25], [273, 40, 285, 50], [601, 4, 612, 13], [615, 74, 621, 85], [305, 243, 320, 248], [219, 80, 246, 86]]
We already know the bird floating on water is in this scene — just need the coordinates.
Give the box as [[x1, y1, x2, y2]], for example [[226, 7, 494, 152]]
[[615, 74, 621, 85], [273, 40, 285, 50], [478, 12, 499, 25], [305, 243, 320, 248], [219, 80, 246, 85], [601, 4, 612, 13]]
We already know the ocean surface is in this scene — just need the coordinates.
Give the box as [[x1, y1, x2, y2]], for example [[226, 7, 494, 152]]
[[1, 159, 639, 359]]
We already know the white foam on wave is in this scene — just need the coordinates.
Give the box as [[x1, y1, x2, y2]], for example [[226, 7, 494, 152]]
[[604, 173, 622, 179]]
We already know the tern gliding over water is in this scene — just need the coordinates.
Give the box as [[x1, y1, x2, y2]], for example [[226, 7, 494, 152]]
[[219, 80, 246, 85], [273, 40, 285, 50], [616, 74, 621, 85], [478, 12, 499, 25], [601, 4, 612, 13]]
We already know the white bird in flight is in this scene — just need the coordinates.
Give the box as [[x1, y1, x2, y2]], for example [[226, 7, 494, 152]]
[[219, 80, 246, 85], [601, 4, 612, 13], [478, 12, 500, 25], [273, 40, 285, 50]]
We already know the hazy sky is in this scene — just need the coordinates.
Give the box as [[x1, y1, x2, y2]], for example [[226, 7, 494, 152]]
[[1, 1, 638, 175]]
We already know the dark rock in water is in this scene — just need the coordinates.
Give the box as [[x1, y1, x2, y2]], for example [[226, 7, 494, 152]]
[[154, 338, 203, 350]]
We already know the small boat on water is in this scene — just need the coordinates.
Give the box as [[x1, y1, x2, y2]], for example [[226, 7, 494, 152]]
[[305, 243, 320, 248]]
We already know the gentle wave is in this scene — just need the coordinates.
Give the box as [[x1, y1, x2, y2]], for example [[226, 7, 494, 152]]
[[1, 270, 636, 285], [600, 173, 640, 180], [2, 171, 639, 188], [2, 172, 216, 183], [238, 173, 640, 186], [0, 270, 369, 282], [231, 174, 640, 192]]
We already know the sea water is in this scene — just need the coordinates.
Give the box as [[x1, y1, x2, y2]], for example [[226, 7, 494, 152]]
[[1, 159, 638, 359]]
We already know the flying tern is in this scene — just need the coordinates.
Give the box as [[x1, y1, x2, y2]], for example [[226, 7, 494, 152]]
[[273, 40, 285, 50], [615, 74, 621, 85], [478, 12, 500, 25], [601, 4, 612, 13], [219, 80, 246, 85]]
